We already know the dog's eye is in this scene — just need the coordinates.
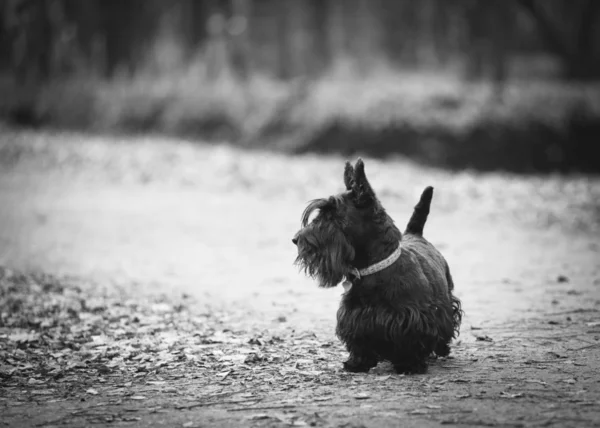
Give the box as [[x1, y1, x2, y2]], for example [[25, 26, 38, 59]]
[[307, 209, 320, 224]]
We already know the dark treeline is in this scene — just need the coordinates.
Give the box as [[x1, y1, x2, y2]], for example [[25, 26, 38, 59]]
[[1, 0, 599, 84]]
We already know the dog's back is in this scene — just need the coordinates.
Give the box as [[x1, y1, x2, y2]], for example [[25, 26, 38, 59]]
[[397, 234, 450, 296], [400, 187, 462, 340], [399, 186, 456, 301]]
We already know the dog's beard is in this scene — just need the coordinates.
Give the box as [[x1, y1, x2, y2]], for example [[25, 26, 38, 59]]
[[295, 225, 354, 288]]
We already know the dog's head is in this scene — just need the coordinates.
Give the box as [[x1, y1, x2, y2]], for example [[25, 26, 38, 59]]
[[292, 159, 387, 287]]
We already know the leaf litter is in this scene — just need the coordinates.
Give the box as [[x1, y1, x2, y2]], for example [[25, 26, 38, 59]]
[[0, 267, 386, 422], [2, 265, 600, 426]]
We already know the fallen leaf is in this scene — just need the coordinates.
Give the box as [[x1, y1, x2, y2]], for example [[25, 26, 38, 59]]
[[244, 353, 264, 364], [151, 303, 172, 313], [0, 366, 17, 376], [217, 370, 231, 381], [353, 393, 370, 400], [525, 379, 548, 386], [500, 392, 524, 399], [408, 409, 429, 415], [66, 361, 87, 370], [9, 332, 40, 343], [247, 414, 270, 420], [313, 396, 332, 402]]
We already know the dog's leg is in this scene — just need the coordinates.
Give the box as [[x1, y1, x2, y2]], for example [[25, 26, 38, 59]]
[[391, 346, 430, 374], [390, 337, 433, 374], [393, 359, 428, 375], [434, 303, 457, 357], [343, 344, 378, 373], [337, 300, 378, 372], [434, 341, 450, 357]]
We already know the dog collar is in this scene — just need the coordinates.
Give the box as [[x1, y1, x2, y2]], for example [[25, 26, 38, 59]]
[[343, 241, 402, 291]]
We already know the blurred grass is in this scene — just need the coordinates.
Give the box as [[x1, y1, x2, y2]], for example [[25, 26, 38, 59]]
[[1, 66, 599, 173]]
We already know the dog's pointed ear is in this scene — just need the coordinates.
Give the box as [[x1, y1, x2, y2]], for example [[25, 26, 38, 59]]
[[343, 161, 355, 190], [352, 158, 375, 202]]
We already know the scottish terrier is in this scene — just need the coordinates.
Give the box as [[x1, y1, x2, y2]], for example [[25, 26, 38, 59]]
[[293, 159, 462, 374]]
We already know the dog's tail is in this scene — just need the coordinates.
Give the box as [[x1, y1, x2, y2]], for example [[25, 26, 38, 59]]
[[405, 186, 433, 236]]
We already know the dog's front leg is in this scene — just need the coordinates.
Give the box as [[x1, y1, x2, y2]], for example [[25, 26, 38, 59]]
[[343, 345, 378, 373]]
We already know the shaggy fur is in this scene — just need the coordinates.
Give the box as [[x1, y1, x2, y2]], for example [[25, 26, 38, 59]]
[[293, 159, 462, 374]]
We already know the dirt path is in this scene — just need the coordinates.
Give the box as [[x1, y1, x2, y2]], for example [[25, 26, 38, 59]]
[[1, 129, 600, 427]]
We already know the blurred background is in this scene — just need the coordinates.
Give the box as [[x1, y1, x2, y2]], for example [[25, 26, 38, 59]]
[[0, 0, 599, 173]]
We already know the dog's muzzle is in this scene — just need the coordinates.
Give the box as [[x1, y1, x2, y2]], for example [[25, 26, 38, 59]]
[[292, 231, 300, 246]]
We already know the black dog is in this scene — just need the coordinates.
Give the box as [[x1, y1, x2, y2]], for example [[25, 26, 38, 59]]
[[293, 159, 462, 374]]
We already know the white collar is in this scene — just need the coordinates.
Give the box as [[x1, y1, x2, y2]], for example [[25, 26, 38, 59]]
[[343, 241, 402, 291]]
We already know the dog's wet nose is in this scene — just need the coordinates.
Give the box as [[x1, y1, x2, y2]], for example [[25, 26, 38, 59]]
[[292, 237, 298, 245]]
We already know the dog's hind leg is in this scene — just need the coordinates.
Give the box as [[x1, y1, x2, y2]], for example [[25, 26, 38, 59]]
[[434, 341, 451, 357], [433, 298, 458, 358]]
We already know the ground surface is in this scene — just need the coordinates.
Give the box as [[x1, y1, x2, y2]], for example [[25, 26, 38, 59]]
[[0, 128, 599, 428]]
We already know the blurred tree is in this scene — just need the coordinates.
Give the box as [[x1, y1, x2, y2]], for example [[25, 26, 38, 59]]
[[355, 0, 381, 76], [204, 0, 229, 80], [99, 0, 140, 77], [490, 1, 512, 100], [307, 0, 330, 77], [381, 0, 418, 67], [327, 0, 347, 65], [62, 0, 102, 73], [5, 0, 53, 84], [463, 0, 513, 96], [275, 0, 292, 79], [2, 0, 599, 83], [517, 0, 600, 79], [463, 0, 489, 80], [228, 0, 252, 80], [181, 0, 208, 50]]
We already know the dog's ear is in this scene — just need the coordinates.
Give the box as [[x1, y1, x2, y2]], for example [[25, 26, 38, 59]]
[[351, 158, 375, 202], [343, 161, 355, 190]]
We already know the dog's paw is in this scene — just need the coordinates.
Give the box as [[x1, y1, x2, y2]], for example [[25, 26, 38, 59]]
[[343, 360, 373, 373], [393, 361, 428, 375], [434, 342, 451, 357]]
